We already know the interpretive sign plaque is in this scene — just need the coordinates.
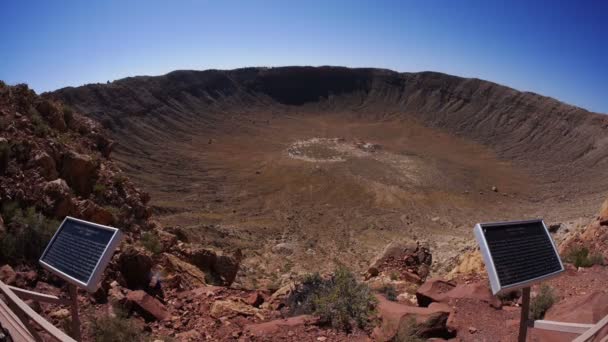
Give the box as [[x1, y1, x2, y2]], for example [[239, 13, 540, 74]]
[[474, 219, 564, 295], [39, 217, 122, 292]]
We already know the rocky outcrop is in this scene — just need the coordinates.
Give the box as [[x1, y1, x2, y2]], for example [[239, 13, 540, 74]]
[[29, 151, 58, 180], [60, 151, 98, 196], [163, 253, 207, 288], [560, 197, 608, 261], [42, 179, 75, 218], [75, 199, 114, 225], [210, 299, 260, 318], [118, 247, 153, 290], [366, 240, 432, 283], [447, 249, 485, 280], [178, 245, 242, 286]]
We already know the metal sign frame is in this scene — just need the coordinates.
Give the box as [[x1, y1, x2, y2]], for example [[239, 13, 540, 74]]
[[39, 216, 122, 293], [474, 219, 564, 295]]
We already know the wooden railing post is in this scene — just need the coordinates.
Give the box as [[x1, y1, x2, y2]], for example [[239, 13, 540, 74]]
[[68, 284, 81, 341], [519, 287, 531, 342]]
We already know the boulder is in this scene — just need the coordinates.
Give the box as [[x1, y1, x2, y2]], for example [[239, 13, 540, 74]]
[[164, 253, 207, 288], [416, 278, 456, 307], [244, 315, 318, 336], [43, 179, 75, 218], [0, 265, 17, 285], [367, 240, 432, 283], [272, 242, 295, 255], [75, 200, 114, 225], [118, 247, 152, 290], [181, 246, 242, 286], [416, 278, 501, 309], [210, 299, 259, 318], [372, 294, 454, 341], [60, 151, 98, 196], [126, 290, 169, 321], [30, 151, 58, 180]]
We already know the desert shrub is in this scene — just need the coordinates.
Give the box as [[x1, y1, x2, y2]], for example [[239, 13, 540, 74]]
[[288, 267, 377, 332], [0, 140, 11, 173], [141, 232, 162, 255], [497, 289, 521, 304], [1, 201, 20, 222], [530, 285, 557, 320], [0, 206, 58, 263], [564, 246, 605, 268], [62, 106, 74, 124], [379, 284, 398, 301], [91, 312, 142, 342], [30, 111, 50, 137], [93, 183, 106, 197]]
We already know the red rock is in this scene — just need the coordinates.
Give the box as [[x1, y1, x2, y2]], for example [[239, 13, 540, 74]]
[[416, 278, 456, 307], [372, 294, 453, 341], [76, 199, 114, 225], [246, 291, 264, 307], [126, 290, 169, 321], [416, 279, 501, 309], [0, 264, 17, 285], [244, 315, 318, 336]]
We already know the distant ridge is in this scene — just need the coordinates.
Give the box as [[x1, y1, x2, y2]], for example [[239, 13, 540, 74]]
[[49, 66, 608, 170]]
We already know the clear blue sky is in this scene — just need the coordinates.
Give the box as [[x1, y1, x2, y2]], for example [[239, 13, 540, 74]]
[[1, 0, 606, 113]]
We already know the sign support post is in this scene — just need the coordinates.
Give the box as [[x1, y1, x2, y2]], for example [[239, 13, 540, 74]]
[[69, 284, 81, 341], [518, 286, 531, 342]]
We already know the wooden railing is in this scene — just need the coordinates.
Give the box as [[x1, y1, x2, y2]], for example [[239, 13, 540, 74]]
[[0, 280, 77, 342]]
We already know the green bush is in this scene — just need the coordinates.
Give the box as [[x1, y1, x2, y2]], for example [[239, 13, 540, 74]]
[[62, 106, 74, 124], [564, 246, 604, 268], [379, 284, 398, 302], [91, 312, 142, 342], [530, 285, 557, 320], [0, 206, 58, 263], [288, 267, 378, 332], [0, 140, 11, 173], [93, 183, 107, 197], [30, 111, 50, 137], [141, 232, 162, 255]]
